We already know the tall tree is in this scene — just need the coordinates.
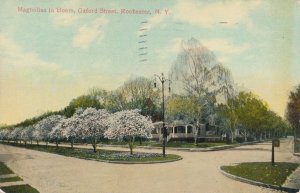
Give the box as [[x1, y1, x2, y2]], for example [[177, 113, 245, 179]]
[[117, 77, 160, 117], [286, 84, 300, 137], [169, 38, 234, 137], [170, 38, 234, 101]]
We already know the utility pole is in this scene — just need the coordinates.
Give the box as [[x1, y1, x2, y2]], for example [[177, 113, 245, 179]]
[[154, 73, 171, 157]]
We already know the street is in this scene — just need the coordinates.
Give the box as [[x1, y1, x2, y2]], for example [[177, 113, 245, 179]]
[[0, 138, 299, 193]]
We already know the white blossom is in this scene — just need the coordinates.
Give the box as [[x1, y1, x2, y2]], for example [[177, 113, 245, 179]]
[[78, 108, 111, 152], [34, 115, 64, 142], [105, 109, 154, 139]]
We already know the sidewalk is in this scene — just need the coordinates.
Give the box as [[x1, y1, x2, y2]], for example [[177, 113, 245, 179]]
[[0, 181, 27, 187], [283, 166, 300, 190]]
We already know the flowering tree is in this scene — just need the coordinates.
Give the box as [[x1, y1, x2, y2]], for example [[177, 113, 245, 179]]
[[8, 127, 23, 143], [78, 108, 111, 152], [49, 122, 65, 148], [0, 129, 10, 142], [105, 109, 154, 154], [34, 115, 64, 146], [60, 115, 82, 149], [25, 125, 35, 144], [19, 127, 31, 145]]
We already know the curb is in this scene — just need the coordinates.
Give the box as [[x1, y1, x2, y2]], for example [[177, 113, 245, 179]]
[[0, 181, 27, 188], [0, 174, 17, 179], [220, 168, 300, 193]]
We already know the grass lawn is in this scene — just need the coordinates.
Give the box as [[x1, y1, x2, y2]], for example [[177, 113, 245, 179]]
[[153, 142, 227, 148], [1, 184, 39, 193], [2, 142, 182, 163], [0, 176, 23, 183], [221, 162, 299, 186], [0, 162, 13, 175]]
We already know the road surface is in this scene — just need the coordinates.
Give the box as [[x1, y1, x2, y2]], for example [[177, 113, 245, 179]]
[[0, 138, 298, 193]]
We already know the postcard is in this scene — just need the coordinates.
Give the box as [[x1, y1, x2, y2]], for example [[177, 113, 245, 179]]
[[0, 1, 299, 193]]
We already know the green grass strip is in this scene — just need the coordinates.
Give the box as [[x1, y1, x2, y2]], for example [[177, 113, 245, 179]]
[[0, 162, 13, 175], [1, 142, 181, 163], [0, 176, 23, 183], [221, 162, 299, 186], [1, 184, 39, 193]]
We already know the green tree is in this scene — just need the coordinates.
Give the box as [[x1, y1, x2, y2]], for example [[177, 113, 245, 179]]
[[286, 84, 300, 137], [170, 38, 235, 128], [63, 95, 103, 117], [166, 95, 201, 144]]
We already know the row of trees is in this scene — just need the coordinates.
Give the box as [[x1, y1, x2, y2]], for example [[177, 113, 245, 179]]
[[0, 108, 154, 154], [0, 38, 293, 144]]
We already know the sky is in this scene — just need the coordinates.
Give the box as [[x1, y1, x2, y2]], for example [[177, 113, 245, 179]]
[[0, 0, 300, 125]]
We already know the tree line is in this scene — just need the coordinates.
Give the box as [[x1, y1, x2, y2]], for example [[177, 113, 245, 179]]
[[1, 38, 296, 144]]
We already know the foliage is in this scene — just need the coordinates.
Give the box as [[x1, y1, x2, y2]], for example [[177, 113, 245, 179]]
[[63, 95, 103, 117], [218, 91, 290, 142], [33, 115, 64, 144], [166, 95, 200, 122], [170, 38, 235, 123], [221, 162, 299, 186], [78, 108, 111, 152], [105, 109, 154, 154], [286, 84, 300, 137]]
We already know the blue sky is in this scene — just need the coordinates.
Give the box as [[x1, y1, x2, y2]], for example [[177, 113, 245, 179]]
[[0, 0, 300, 124]]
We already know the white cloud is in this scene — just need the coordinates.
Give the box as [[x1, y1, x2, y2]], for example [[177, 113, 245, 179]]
[[0, 33, 68, 76], [202, 39, 249, 55], [172, 0, 261, 27], [145, 0, 261, 29], [156, 37, 249, 62], [156, 38, 182, 59], [73, 17, 108, 49]]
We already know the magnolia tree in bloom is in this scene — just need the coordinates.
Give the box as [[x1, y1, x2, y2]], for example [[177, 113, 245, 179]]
[[19, 127, 31, 145], [0, 129, 10, 142], [9, 127, 23, 143], [25, 125, 35, 144], [49, 121, 66, 148], [34, 115, 64, 146], [60, 115, 82, 149], [105, 109, 154, 154], [78, 108, 111, 152]]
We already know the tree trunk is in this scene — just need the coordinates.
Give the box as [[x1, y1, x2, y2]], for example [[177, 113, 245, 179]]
[[71, 138, 74, 149], [129, 137, 134, 155], [194, 127, 199, 145], [37, 140, 39, 145], [92, 138, 97, 153], [56, 140, 59, 148], [230, 130, 234, 144]]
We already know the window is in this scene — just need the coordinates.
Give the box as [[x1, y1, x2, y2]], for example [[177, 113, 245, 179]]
[[187, 126, 193, 133], [175, 126, 185, 133]]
